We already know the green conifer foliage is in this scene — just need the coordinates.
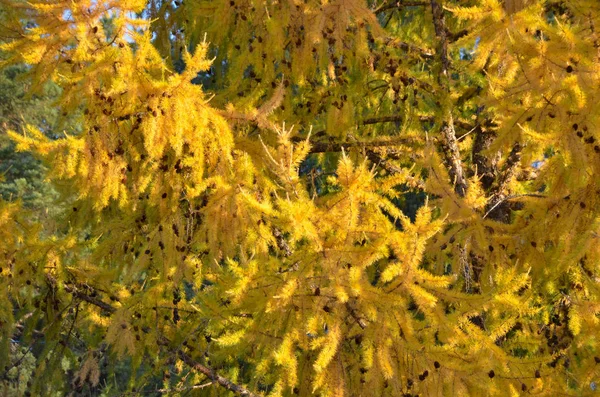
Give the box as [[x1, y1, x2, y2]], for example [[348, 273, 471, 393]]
[[0, 65, 63, 210]]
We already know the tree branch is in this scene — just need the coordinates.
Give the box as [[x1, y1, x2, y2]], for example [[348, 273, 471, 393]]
[[178, 351, 260, 397], [345, 302, 368, 329], [299, 137, 417, 154], [64, 284, 116, 314], [362, 115, 406, 125], [430, 0, 468, 197], [439, 119, 468, 197], [272, 227, 292, 257], [363, 114, 434, 125], [483, 193, 545, 219], [63, 284, 260, 397], [156, 382, 214, 393], [484, 143, 523, 222], [375, 1, 429, 14], [363, 114, 479, 133], [471, 125, 498, 190], [448, 29, 469, 42], [430, 0, 451, 77], [382, 38, 435, 60]]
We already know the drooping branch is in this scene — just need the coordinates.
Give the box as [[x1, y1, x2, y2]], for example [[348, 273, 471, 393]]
[[62, 283, 261, 397]]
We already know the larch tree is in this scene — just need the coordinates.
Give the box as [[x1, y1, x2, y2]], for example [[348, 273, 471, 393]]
[[0, 0, 599, 396]]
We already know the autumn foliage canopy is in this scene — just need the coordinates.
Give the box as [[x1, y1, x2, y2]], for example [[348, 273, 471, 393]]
[[1, 0, 600, 395]]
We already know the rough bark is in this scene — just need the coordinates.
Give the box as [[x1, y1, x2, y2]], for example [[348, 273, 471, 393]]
[[471, 126, 499, 190], [440, 118, 468, 197], [430, 0, 468, 197], [485, 143, 522, 222]]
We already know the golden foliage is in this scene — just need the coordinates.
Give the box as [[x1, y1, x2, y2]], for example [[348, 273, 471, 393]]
[[2, 0, 600, 396]]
